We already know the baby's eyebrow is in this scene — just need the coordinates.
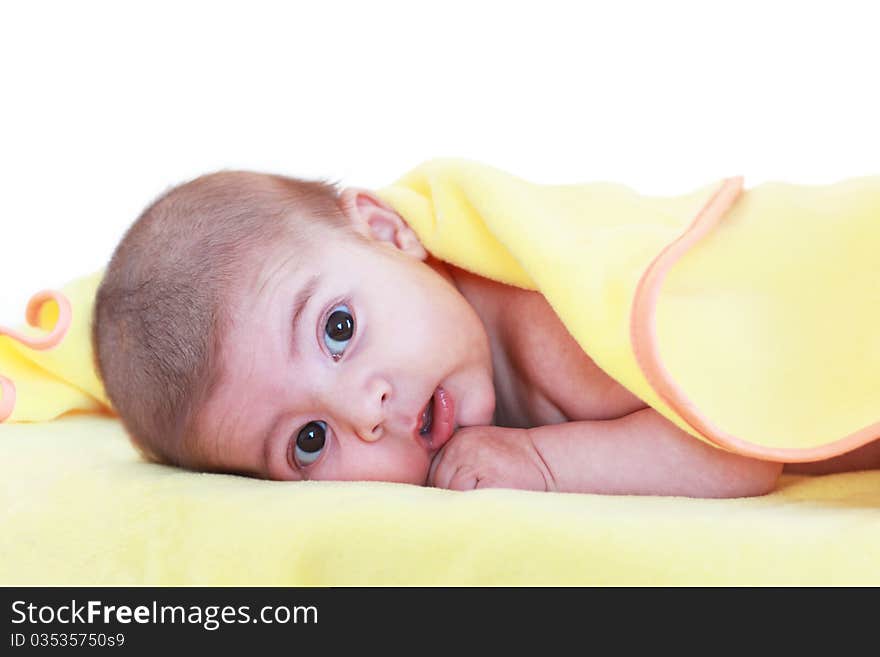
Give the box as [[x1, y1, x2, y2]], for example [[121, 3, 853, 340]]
[[289, 273, 321, 360]]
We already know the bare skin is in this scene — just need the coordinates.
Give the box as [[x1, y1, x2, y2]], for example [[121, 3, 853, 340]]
[[428, 268, 777, 497], [195, 185, 878, 498], [430, 266, 880, 495]]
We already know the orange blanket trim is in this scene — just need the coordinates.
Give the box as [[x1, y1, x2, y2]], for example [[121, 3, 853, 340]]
[[630, 178, 880, 462], [0, 290, 72, 422]]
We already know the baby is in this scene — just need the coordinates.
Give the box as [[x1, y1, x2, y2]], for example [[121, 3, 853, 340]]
[[91, 170, 880, 498]]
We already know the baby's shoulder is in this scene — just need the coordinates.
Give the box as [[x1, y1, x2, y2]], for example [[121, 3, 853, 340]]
[[450, 266, 645, 423], [497, 284, 647, 424]]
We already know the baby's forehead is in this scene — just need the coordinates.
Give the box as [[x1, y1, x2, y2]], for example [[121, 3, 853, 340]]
[[224, 228, 388, 321], [221, 238, 320, 322]]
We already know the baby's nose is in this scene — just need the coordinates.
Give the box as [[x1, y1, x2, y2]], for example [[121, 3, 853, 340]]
[[346, 376, 391, 443]]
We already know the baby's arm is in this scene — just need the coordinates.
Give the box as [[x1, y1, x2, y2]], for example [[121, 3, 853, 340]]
[[428, 408, 782, 498]]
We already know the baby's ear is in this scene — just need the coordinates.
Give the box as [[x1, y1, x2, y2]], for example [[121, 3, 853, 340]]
[[339, 188, 427, 260]]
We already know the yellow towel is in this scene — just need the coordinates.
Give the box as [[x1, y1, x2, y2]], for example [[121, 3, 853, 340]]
[[2, 414, 880, 586], [376, 159, 880, 462], [0, 271, 109, 422]]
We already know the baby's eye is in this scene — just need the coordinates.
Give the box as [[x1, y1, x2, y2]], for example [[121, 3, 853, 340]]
[[323, 304, 354, 357], [292, 420, 327, 467]]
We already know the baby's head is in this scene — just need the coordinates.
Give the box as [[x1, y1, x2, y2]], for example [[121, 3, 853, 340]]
[[92, 170, 496, 485]]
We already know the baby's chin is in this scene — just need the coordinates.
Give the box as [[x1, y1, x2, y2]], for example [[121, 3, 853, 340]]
[[459, 382, 497, 429]]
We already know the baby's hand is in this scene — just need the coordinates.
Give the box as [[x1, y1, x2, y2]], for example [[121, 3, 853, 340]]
[[426, 426, 555, 492]]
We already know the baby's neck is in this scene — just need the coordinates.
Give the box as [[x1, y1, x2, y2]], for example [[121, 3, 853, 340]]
[[436, 261, 520, 427]]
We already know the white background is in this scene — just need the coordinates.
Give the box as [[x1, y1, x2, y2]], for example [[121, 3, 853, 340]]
[[1, 0, 878, 324]]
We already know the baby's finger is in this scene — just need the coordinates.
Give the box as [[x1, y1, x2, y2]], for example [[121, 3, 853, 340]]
[[474, 477, 512, 491], [426, 449, 448, 488], [446, 466, 479, 491], [444, 465, 480, 490]]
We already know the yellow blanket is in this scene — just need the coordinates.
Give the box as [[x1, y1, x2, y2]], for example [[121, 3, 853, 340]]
[[2, 414, 880, 585], [0, 272, 109, 422], [376, 159, 880, 461]]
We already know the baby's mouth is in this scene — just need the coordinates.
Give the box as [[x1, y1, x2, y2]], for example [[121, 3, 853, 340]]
[[414, 386, 455, 454], [418, 394, 434, 436]]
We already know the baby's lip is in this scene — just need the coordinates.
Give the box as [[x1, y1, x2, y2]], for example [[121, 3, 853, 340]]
[[429, 386, 456, 451], [412, 386, 455, 454]]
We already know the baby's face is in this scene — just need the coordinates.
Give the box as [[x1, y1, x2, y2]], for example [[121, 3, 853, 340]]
[[195, 196, 496, 484]]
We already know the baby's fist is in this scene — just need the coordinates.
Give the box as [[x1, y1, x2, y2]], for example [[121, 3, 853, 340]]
[[426, 426, 555, 492]]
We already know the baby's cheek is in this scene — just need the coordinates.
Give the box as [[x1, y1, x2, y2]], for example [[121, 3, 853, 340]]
[[382, 448, 432, 486], [332, 442, 430, 485]]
